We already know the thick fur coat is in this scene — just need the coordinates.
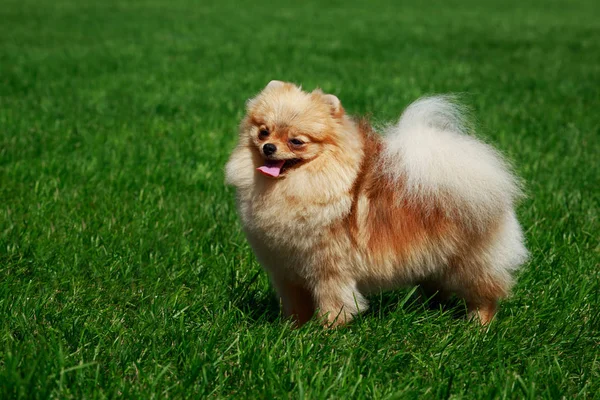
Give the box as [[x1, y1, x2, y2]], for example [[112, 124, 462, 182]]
[[225, 81, 528, 326]]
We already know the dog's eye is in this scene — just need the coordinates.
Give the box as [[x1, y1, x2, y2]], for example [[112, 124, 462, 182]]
[[259, 128, 269, 138], [289, 138, 304, 146]]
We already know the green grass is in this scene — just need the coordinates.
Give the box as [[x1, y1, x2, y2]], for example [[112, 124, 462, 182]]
[[1, 0, 599, 398]]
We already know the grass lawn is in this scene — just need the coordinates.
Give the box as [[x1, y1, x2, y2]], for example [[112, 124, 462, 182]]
[[1, 0, 599, 398]]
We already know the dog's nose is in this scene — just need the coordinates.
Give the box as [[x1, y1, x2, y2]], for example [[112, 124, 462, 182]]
[[263, 143, 277, 156]]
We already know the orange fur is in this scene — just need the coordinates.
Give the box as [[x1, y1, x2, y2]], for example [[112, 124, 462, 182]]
[[226, 81, 527, 327]]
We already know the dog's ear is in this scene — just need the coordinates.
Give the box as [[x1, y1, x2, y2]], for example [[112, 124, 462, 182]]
[[247, 80, 286, 109], [322, 93, 345, 118], [265, 80, 285, 90]]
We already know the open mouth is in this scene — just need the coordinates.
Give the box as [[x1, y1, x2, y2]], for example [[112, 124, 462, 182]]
[[257, 158, 301, 177]]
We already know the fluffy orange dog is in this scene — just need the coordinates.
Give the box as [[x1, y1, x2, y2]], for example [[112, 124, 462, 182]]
[[226, 81, 528, 327]]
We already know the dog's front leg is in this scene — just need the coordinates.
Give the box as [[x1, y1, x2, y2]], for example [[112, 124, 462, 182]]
[[271, 276, 315, 328], [312, 276, 367, 328]]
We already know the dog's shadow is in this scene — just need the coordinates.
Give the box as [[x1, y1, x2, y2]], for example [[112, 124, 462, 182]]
[[363, 287, 468, 322], [237, 289, 281, 323], [232, 281, 468, 325], [228, 271, 280, 323]]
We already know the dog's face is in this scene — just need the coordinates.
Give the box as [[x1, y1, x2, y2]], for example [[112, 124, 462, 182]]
[[242, 80, 345, 178]]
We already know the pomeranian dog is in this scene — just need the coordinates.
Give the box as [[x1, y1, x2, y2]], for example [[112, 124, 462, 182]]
[[225, 80, 528, 327]]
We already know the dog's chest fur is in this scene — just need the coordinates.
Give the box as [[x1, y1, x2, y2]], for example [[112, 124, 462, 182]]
[[236, 183, 355, 279]]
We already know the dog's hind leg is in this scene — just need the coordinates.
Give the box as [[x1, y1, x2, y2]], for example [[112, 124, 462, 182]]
[[449, 211, 528, 325]]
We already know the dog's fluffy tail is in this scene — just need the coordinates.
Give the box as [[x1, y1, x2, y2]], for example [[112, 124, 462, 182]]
[[381, 95, 523, 231]]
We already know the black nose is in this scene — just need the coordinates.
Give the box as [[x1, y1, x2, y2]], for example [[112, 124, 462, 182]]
[[263, 143, 277, 156]]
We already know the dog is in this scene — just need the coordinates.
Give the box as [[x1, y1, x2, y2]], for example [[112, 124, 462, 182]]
[[225, 80, 528, 327]]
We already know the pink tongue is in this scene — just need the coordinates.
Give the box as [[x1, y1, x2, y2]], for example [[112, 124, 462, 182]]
[[257, 160, 286, 177]]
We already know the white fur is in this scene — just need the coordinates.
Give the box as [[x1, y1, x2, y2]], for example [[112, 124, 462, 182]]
[[226, 86, 528, 326], [382, 96, 523, 231]]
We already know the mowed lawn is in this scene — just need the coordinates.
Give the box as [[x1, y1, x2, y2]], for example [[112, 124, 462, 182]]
[[1, 0, 599, 398]]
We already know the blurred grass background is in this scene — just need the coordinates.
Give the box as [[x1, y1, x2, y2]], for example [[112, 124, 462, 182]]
[[1, 0, 598, 398]]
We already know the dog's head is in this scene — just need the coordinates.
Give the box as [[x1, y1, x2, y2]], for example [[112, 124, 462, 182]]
[[241, 80, 347, 178]]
